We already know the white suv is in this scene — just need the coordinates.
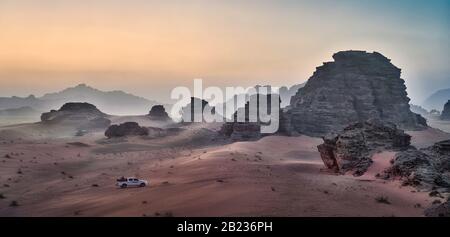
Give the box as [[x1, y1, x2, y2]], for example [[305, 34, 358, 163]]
[[116, 177, 148, 188]]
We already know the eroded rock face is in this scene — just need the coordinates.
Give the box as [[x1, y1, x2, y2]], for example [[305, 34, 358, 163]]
[[287, 50, 426, 136], [40, 102, 111, 129], [317, 119, 411, 176], [148, 105, 171, 121], [181, 97, 215, 123], [219, 94, 284, 141], [382, 140, 450, 191], [424, 199, 450, 217], [105, 122, 148, 138], [220, 122, 262, 141], [440, 100, 450, 120]]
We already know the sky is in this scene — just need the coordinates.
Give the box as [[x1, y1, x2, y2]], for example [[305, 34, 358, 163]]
[[0, 0, 449, 104]]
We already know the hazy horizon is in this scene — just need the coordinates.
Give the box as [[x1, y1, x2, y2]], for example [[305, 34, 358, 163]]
[[0, 0, 449, 104]]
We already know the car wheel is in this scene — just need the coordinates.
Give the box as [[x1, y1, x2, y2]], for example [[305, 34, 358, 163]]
[[140, 183, 146, 187], [121, 184, 127, 188]]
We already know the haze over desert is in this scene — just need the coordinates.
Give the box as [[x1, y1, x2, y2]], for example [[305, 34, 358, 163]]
[[1, 1, 450, 222]]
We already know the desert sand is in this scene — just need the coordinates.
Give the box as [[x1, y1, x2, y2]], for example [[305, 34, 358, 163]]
[[0, 121, 449, 217]]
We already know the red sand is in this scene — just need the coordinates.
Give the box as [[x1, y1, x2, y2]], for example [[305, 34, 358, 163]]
[[0, 124, 447, 216]]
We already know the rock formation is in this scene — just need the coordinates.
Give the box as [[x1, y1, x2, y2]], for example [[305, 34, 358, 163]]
[[220, 94, 284, 141], [40, 102, 111, 129], [105, 122, 149, 138], [440, 100, 450, 120], [286, 50, 426, 136], [181, 97, 216, 123], [317, 119, 411, 176], [382, 140, 450, 191], [148, 105, 171, 121], [424, 199, 450, 217]]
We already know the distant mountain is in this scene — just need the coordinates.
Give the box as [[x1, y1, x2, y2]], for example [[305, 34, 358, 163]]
[[0, 106, 42, 125], [409, 104, 429, 117], [0, 95, 46, 111], [422, 88, 450, 111], [0, 84, 161, 115], [40, 84, 160, 115], [0, 106, 42, 117]]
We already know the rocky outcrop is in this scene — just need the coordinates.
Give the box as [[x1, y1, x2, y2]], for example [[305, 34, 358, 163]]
[[220, 122, 262, 141], [424, 199, 450, 217], [220, 94, 283, 141], [410, 104, 429, 117], [41, 102, 105, 121], [317, 119, 411, 176], [181, 97, 215, 123], [148, 105, 171, 121], [105, 122, 148, 138], [40, 102, 111, 129], [440, 100, 450, 120], [382, 140, 450, 191], [286, 50, 426, 137]]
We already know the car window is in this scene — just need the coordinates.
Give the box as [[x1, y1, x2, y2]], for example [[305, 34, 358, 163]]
[[133, 179, 139, 182], [128, 179, 133, 182]]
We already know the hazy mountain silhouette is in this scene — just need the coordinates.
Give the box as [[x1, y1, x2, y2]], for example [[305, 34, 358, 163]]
[[0, 106, 42, 117], [409, 104, 429, 117], [0, 95, 45, 111], [0, 84, 160, 115], [423, 88, 450, 111]]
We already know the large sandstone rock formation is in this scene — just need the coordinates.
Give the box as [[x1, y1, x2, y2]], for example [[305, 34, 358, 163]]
[[181, 97, 216, 123], [220, 94, 284, 141], [440, 100, 450, 120], [317, 119, 411, 176], [105, 122, 149, 138], [40, 102, 111, 129], [148, 105, 171, 121], [382, 140, 450, 191], [286, 50, 426, 136]]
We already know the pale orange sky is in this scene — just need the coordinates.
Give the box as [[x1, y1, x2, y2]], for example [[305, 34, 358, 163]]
[[0, 0, 449, 103]]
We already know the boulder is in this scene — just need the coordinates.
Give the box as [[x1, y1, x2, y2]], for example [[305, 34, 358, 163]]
[[317, 119, 411, 176], [105, 122, 149, 138], [440, 100, 450, 120], [382, 140, 450, 190], [286, 50, 427, 137], [148, 105, 171, 121]]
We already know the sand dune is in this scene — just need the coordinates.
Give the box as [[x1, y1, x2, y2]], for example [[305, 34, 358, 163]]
[[1, 123, 447, 216]]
